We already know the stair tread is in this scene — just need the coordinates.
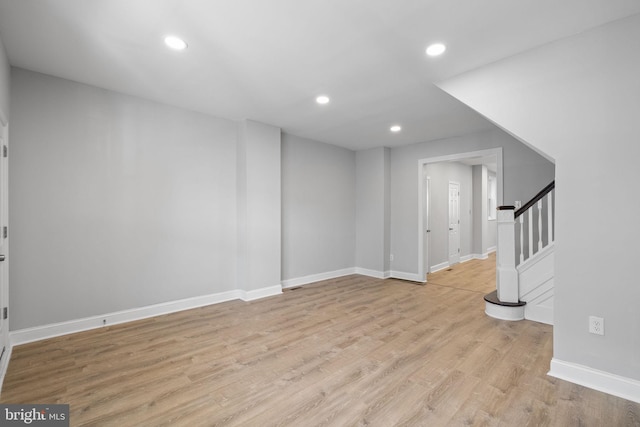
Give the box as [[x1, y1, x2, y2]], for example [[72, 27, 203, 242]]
[[484, 290, 526, 307]]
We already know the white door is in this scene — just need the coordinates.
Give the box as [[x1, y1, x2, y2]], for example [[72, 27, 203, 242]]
[[423, 177, 430, 278], [448, 181, 460, 265], [0, 116, 8, 371]]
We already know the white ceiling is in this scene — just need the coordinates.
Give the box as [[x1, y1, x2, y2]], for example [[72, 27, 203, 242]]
[[1, 0, 639, 151]]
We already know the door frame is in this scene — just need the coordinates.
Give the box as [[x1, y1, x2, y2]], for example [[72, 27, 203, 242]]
[[422, 175, 430, 280], [417, 148, 503, 281], [0, 108, 8, 387], [448, 180, 461, 265]]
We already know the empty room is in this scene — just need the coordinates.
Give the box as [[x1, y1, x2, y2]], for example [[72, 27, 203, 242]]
[[0, 1, 639, 425]]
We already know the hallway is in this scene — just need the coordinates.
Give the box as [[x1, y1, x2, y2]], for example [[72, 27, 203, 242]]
[[427, 253, 497, 294]]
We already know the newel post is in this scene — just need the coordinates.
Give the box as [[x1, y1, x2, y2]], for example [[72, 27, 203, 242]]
[[496, 206, 519, 303]]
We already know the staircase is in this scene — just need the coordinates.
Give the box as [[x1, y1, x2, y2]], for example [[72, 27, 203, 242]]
[[485, 182, 555, 324]]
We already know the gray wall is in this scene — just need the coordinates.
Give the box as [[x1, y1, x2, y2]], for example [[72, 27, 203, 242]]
[[423, 162, 473, 269], [472, 165, 488, 256], [10, 69, 238, 329], [355, 147, 390, 274], [488, 220, 496, 250], [438, 14, 640, 382], [237, 120, 281, 292], [9, 69, 352, 329], [281, 134, 356, 281], [0, 37, 8, 118], [389, 128, 555, 276]]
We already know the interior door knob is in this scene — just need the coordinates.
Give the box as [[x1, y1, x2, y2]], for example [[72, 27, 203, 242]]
[[0, 255, 5, 262]]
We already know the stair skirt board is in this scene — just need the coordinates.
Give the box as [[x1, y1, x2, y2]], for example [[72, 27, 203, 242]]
[[521, 278, 554, 325], [524, 303, 553, 325], [518, 244, 555, 325]]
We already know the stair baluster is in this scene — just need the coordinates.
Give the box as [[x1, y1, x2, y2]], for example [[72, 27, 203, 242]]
[[547, 189, 554, 245], [537, 200, 543, 251], [528, 208, 533, 260], [519, 214, 524, 264]]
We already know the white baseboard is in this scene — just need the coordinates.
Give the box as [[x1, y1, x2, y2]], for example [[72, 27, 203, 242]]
[[429, 261, 450, 273], [354, 267, 390, 279], [284, 267, 424, 286], [487, 246, 497, 253], [549, 358, 640, 404], [434, 253, 490, 270], [10, 286, 279, 346], [281, 268, 356, 288], [240, 285, 282, 301], [464, 253, 492, 262], [390, 271, 425, 283]]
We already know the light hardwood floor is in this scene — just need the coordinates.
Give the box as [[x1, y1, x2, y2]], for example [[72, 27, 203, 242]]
[[2, 255, 639, 426]]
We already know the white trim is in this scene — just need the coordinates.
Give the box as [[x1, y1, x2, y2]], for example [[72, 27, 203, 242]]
[[281, 268, 356, 288], [487, 246, 497, 253], [0, 111, 8, 394], [390, 271, 425, 283], [417, 148, 503, 281], [465, 253, 490, 261], [354, 267, 390, 279], [422, 175, 431, 282], [460, 254, 473, 263], [549, 358, 640, 404], [448, 180, 461, 266], [485, 302, 525, 321], [429, 261, 450, 273], [10, 289, 251, 346], [240, 285, 282, 301], [524, 304, 553, 325], [429, 253, 491, 273], [281, 266, 398, 290]]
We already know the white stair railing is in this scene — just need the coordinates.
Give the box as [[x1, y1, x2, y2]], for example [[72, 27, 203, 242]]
[[496, 182, 555, 303], [515, 182, 555, 265]]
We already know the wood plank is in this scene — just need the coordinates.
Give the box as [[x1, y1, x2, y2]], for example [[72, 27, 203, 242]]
[[2, 255, 638, 426]]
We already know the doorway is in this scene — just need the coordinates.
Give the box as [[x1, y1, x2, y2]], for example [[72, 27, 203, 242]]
[[417, 148, 503, 281], [448, 181, 461, 265], [422, 176, 430, 279]]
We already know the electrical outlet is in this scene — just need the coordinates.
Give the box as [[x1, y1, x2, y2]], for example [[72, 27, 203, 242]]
[[589, 316, 604, 335], [390, 254, 394, 262]]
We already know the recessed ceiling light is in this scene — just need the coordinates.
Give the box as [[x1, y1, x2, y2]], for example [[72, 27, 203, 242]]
[[390, 125, 402, 133], [426, 43, 446, 57], [165, 35, 188, 51], [316, 95, 330, 105]]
